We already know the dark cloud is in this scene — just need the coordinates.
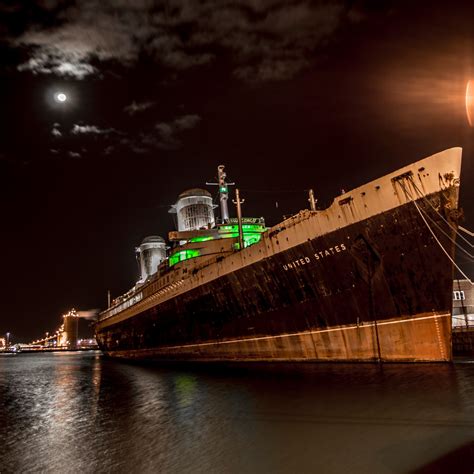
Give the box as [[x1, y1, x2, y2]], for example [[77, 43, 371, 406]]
[[65, 113, 202, 154], [123, 100, 156, 116], [103, 145, 114, 155], [154, 113, 201, 149], [145, 34, 215, 70], [12, 0, 359, 82], [18, 55, 97, 79], [71, 124, 115, 135], [116, 113, 202, 153], [36, 0, 67, 10], [51, 123, 62, 137], [167, 113, 201, 131]]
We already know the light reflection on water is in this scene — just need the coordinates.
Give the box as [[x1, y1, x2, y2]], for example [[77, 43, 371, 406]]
[[1, 352, 473, 473]]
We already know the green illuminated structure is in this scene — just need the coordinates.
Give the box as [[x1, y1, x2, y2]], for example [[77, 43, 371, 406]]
[[169, 249, 201, 267], [169, 222, 267, 266], [188, 236, 214, 243], [219, 223, 265, 248]]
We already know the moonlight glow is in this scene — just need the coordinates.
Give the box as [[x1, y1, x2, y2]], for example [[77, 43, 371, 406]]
[[55, 92, 67, 103], [466, 80, 474, 127]]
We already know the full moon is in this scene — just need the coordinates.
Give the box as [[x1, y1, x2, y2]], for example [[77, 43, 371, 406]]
[[56, 92, 67, 103]]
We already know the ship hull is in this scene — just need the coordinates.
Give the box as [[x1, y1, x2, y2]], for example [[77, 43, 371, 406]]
[[102, 312, 451, 363], [96, 186, 458, 363]]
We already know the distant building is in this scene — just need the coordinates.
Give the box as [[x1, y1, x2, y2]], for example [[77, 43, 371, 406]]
[[452, 279, 474, 328], [63, 314, 79, 349]]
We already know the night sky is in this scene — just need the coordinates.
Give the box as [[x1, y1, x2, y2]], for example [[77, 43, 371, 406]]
[[1, 0, 473, 341]]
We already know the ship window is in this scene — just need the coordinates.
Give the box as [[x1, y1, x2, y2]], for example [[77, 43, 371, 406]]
[[453, 290, 465, 301], [339, 196, 353, 206]]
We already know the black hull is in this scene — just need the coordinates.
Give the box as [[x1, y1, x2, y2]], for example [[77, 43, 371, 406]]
[[96, 188, 457, 362]]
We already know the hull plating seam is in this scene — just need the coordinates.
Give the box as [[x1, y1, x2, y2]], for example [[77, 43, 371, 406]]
[[153, 312, 449, 350]]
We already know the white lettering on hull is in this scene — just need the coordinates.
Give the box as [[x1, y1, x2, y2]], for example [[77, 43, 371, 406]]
[[283, 243, 347, 271]]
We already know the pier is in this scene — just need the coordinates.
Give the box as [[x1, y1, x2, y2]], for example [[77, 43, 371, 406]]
[[23, 309, 98, 352]]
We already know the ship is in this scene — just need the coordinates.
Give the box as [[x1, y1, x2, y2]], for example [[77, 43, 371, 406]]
[[96, 148, 462, 362]]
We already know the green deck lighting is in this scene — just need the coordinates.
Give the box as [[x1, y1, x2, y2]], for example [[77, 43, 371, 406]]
[[189, 236, 214, 243], [169, 249, 201, 267], [218, 223, 265, 249]]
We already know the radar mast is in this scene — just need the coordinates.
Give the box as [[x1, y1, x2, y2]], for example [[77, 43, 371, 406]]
[[207, 165, 234, 223]]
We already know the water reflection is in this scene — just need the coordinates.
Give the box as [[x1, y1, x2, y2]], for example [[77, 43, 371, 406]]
[[173, 374, 198, 408], [90, 354, 102, 420], [1, 353, 473, 473]]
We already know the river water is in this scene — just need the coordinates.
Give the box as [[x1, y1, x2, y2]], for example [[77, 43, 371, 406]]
[[1, 352, 473, 473]]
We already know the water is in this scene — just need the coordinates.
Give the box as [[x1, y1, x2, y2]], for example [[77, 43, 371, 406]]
[[1, 352, 473, 474]]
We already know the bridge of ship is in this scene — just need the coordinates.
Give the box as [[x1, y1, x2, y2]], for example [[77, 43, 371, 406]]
[[167, 217, 267, 267]]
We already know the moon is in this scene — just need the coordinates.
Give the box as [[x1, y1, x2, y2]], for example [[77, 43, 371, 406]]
[[55, 92, 67, 103], [466, 80, 473, 127]]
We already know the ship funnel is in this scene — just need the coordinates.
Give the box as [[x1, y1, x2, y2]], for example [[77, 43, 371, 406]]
[[169, 188, 215, 232], [136, 236, 166, 282]]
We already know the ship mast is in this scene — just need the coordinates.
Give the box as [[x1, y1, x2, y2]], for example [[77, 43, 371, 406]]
[[233, 188, 245, 250], [308, 189, 317, 211], [207, 165, 234, 223]]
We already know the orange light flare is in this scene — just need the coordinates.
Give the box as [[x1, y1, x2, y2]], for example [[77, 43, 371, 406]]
[[466, 80, 474, 127]]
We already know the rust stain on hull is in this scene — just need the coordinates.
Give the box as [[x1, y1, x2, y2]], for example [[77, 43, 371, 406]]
[[103, 313, 451, 363]]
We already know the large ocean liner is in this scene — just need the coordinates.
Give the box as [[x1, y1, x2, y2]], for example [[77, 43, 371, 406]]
[[96, 148, 462, 362]]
